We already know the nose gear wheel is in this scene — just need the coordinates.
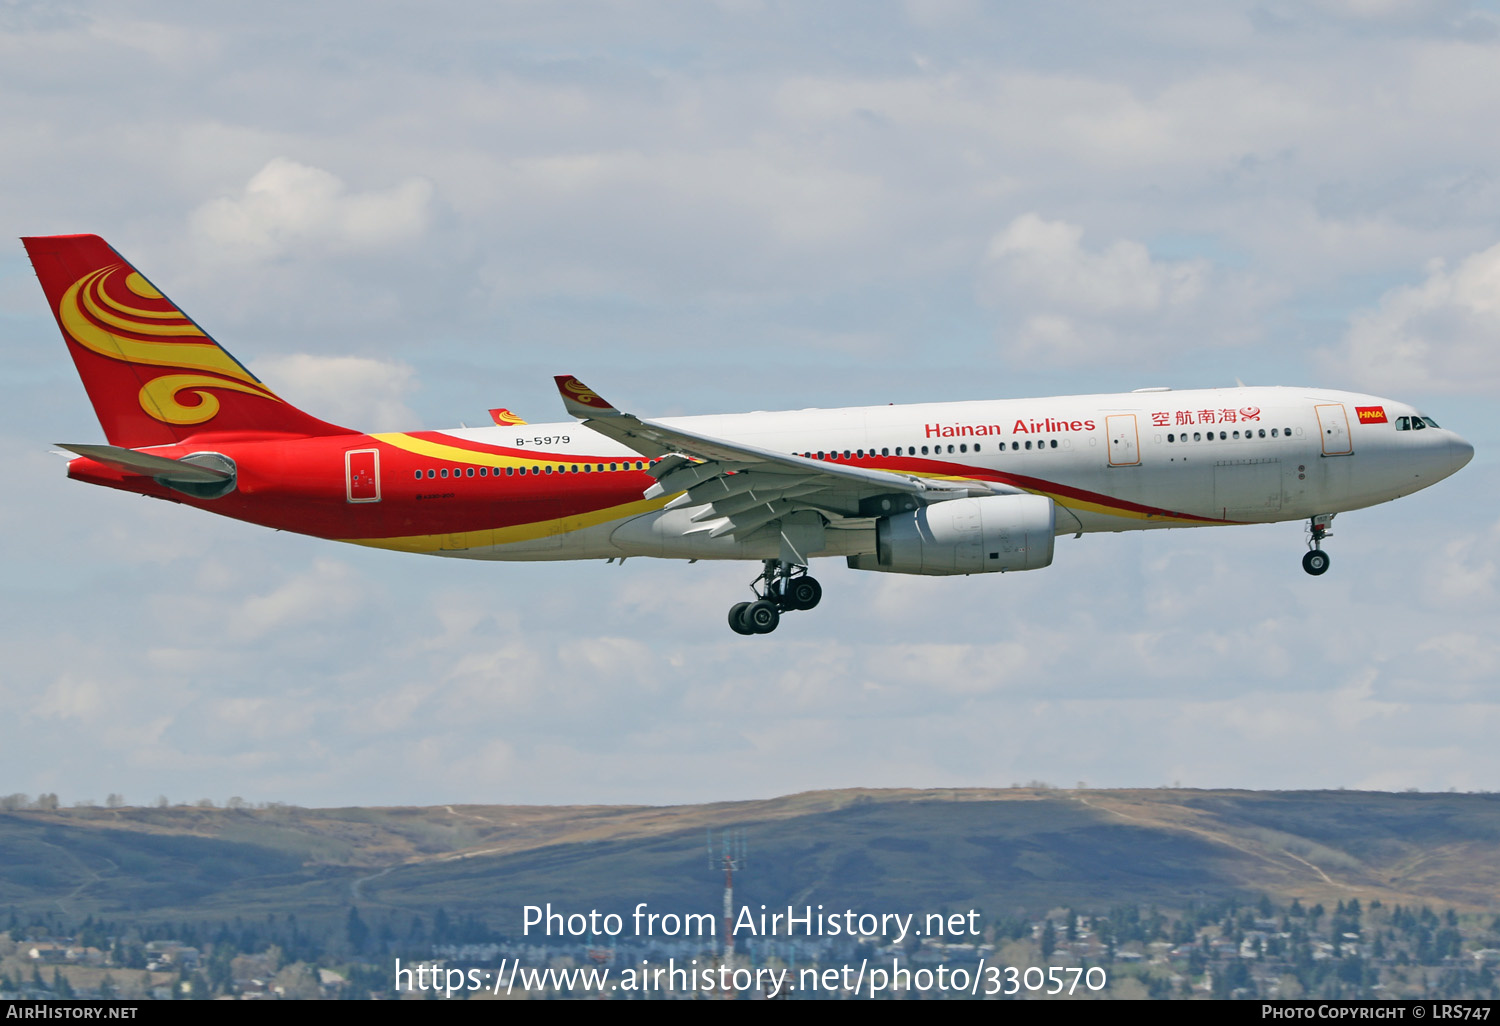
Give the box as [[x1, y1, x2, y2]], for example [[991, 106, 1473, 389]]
[[1302, 514, 1334, 576]]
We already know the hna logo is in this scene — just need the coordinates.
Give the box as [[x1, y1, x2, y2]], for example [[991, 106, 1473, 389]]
[[59, 264, 281, 425], [1355, 406, 1388, 425]]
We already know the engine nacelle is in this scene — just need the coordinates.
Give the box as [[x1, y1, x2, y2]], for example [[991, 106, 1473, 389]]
[[847, 494, 1055, 576]]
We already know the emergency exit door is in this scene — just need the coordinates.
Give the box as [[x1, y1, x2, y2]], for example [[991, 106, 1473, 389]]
[[345, 449, 381, 502], [1107, 414, 1141, 466], [1315, 404, 1353, 456]]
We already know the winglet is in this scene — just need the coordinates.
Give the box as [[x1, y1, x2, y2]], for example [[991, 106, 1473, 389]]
[[554, 375, 622, 418]]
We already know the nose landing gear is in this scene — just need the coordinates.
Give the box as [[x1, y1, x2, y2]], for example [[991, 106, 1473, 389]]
[[1302, 514, 1334, 576], [728, 559, 822, 634]]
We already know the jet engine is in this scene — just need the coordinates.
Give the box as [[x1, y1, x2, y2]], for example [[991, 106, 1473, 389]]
[[847, 494, 1055, 576]]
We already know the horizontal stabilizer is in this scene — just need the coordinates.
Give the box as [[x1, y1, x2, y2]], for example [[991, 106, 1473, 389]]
[[57, 443, 232, 482]]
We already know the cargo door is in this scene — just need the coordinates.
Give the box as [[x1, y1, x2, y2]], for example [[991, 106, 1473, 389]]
[[492, 499, 564, 551], [1213, 459, 1283, 518]]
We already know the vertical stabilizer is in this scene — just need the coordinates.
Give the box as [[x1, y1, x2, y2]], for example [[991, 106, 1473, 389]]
[[22, 234, 352, 447]]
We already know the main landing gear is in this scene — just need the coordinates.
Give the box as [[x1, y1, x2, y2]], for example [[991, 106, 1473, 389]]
[[728, 559, 822, 635], [1302, 514, 1334, 576]]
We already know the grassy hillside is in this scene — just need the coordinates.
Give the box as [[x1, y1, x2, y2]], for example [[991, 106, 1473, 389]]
[[3, 788, 1498, 937]]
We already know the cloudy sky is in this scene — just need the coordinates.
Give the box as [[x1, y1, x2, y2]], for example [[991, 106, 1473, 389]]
[[2, 0, 1498, 809]]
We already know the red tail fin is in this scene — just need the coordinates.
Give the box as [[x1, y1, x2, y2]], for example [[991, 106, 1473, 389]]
[[22, 234, 352, 447]]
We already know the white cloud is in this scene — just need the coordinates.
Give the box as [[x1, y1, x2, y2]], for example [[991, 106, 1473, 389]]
[[976, 214, 1259, 363], [189, 158, 433, 263], [984, 213, 1208, 316], [85, 16, 220, 64], [230, 558, 369, 642], [34, 674, 105, 721], [1334, 240, 1500, 393], [255, 353, 419, 431]]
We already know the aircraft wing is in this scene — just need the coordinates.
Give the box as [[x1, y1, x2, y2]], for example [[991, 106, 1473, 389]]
[[554, 375, 1004, 540]]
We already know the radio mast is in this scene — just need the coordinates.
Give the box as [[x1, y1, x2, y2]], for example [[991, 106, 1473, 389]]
[[707, 829, 747, 973]]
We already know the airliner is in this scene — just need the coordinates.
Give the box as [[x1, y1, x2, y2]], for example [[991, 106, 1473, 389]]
[[23, 234, 1474, 634]]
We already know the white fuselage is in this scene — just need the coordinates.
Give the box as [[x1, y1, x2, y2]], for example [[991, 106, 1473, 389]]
[[430, 386, 1472, 563]]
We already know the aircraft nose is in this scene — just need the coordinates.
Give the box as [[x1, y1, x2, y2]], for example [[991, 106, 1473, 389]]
[[1450, 433, 1475, 474]]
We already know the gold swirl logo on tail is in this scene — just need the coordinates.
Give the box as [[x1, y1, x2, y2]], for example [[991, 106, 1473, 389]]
[[58, 264, 283, 425], [561, 376, 610, 409]]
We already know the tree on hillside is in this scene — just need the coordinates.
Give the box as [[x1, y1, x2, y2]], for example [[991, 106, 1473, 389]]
[[347, 907, 370, 955]]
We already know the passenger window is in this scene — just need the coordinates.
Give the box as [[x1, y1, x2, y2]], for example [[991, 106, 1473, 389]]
[[1258, 429, 1265, 438], [1012, 442, 1019, 451], [921, 446, 929, 455], [583, 464, 591, 472], [1050, 440, 1057, 448], [947, 445, 955, 454], [1025, 440, 1032, 450], [506, 467, 514, 476], [1271, 429, 1278, 437], [440, 469, 448, 478], [882, 448, 889, 456], [1167, 433, 1174, 442], [959, 444, 967, 453], [413, 470, 421, 480], [1193, 432, 1201, 441], [467, 467, 475, 477]]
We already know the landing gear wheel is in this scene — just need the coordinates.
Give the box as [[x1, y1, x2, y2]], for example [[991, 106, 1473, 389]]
[[782, 576, 822, 611], [745, 599, 780, 634], [1302, 550, 1330, 576], [728, 602, 755, 635]]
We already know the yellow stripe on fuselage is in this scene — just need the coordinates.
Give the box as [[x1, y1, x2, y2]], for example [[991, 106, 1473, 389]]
[[372, 431, 575, 471], [341, 496, 670, 553]]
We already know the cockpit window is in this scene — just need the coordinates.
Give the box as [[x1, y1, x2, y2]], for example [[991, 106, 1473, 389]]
[[1421, 416, 1440, 429], [1395, 416, 1411, 431]]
